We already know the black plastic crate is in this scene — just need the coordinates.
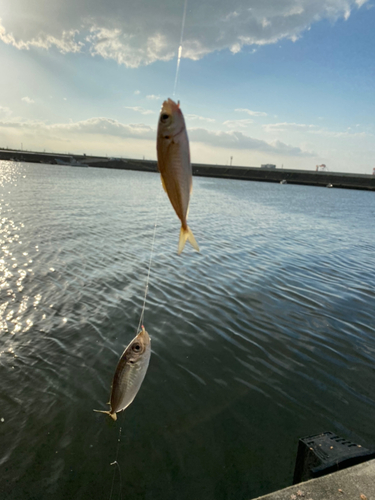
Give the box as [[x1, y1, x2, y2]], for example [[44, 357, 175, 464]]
[[293, 431, 375, 484]]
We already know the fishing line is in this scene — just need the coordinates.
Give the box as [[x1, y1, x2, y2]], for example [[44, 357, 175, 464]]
[[173, 0, 189, 97], [109, 427, 123, 500], [107, 186, 162, 500], [136, 185, 162, 333], [108, 4, 188, 497], [136, 0, 190, 332]]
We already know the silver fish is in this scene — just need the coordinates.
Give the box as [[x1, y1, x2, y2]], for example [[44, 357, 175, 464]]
[[94, 326, 151, 421], [157, 98, 199, 255]]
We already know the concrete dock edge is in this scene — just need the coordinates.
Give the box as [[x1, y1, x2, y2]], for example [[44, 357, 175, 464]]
[[253, 459, 375, 500]]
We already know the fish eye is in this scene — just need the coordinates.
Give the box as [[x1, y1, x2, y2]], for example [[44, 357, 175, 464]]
[[132, 343, 141, 352], [161, 113, 169, 122]]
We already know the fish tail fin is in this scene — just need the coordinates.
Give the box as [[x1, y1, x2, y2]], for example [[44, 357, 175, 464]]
[[93, 409, 117, 421], [178, 225, 200, 255]]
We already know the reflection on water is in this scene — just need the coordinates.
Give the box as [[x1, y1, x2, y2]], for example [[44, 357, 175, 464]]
[[0, 160, 375, 500]]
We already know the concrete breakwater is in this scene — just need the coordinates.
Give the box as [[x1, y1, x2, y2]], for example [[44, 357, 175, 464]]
[[1, 149, 374, 191], [253, 459, 375, 500]]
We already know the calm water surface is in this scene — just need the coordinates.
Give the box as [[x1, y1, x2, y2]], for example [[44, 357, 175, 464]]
[[1, 161, 375, 499]]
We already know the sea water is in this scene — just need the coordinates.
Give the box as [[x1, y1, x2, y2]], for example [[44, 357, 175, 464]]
[[1, 161, 375, 499]]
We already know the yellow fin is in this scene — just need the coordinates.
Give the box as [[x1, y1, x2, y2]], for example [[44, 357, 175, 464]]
[[93, 409, 117, 421], [160, 174, 167, 192], [178, 225, 199, 255]]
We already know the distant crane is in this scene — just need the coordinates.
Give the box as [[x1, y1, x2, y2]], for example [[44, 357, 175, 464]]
[[316, 164, 327, 172]]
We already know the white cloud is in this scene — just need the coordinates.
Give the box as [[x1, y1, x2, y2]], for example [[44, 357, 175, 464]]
[[146, 94, 161, 100], [86, 27, 175, 68], [223, 119, 253, 128], [263, 122, 317, 132], [235, 108, 267, 117], [186, 114, 216, 123], [134, 90, 141, 95], [2, 115, 373, 171], [0, 1, 369, 66], [21, 97, 35, 104], [52, 117, 154, 139], [0, 117, 154, 142], [124, 106, 155, 115], [263, 121, 373, 138], [309, 129, 371, 138], [0, 106, 12, 116], [0, 21, 82, 53], [189, 127, 313, 156], [0, 116, 312, 158]]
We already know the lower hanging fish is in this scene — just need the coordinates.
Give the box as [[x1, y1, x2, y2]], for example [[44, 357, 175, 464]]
[[157, 98, 199, 255], [94, 326, 151, 421]]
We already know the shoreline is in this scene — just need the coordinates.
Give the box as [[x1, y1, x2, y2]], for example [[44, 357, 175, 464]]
[[1, 148, 374, 191]]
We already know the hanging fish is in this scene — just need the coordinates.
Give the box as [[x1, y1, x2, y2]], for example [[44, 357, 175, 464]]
[[94, 326, 151, 421], [157, 98, 199, 255]]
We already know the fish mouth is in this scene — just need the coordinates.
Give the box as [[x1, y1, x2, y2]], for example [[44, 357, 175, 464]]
[[137, 325, 151, 346], [161, 98, 179, 114]]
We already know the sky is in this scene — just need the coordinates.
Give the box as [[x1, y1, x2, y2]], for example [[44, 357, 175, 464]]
[[0, 0, 374, 173]]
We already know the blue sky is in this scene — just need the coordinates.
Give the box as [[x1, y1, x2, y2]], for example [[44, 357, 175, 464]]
[[0, 0, 374, 173]]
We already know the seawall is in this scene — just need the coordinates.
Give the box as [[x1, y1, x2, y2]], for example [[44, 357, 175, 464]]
[[253, 459, 375, 500], [1, 149, 374, 191]]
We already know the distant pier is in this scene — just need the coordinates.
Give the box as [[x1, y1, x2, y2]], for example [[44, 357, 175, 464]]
[[1, 148, 374, 191]]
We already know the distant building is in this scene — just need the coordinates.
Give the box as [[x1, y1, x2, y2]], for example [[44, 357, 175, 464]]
[[261, 164, 276, 169]]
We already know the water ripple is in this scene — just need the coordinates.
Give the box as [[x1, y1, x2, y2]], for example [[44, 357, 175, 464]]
[[1, 163, 375, 500]]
